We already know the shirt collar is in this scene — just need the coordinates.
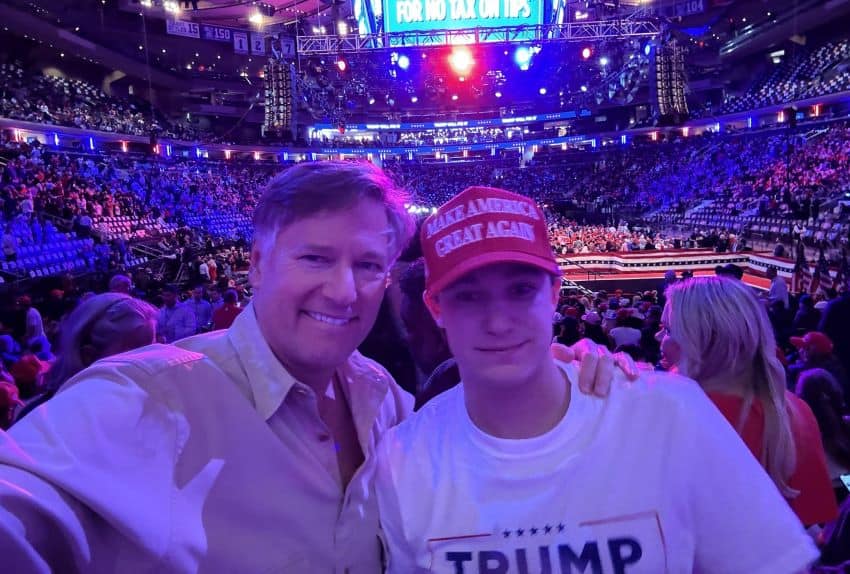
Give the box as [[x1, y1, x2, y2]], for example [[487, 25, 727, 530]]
[[227, 303, 298, 421], [227, 304, 393, 434]]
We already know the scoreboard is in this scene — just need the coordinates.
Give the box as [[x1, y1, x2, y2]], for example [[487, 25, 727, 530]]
[[383, 0, 542, 34]]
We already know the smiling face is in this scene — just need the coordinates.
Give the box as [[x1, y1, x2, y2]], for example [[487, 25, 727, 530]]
[[426, 263, 559, 390], [249, 199, 391, 383]]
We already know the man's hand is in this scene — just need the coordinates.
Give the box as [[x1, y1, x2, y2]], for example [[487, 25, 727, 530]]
[[551, 339, 642, 397]]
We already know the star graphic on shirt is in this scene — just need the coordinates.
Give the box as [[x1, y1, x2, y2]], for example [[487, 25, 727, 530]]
[[530, 527, 538, 536], [544, 524, 553, 534], [557, 523, 566, 533], [516, 528, 525, 537], [503, 530, 511, 538]]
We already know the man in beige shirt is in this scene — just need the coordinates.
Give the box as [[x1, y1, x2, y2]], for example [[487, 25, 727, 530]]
[[0, 161, 620, 573]]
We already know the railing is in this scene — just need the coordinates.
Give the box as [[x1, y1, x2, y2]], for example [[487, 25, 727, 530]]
[[560, 277, 594, 297], [561, 259, 605, 282]]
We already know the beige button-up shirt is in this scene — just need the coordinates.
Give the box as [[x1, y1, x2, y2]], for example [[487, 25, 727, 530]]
[[0, 305, 412, 573]]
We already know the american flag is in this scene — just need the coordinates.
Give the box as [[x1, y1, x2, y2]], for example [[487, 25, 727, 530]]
[[815, 256, 834, 295], [792, 244, 812, 294]]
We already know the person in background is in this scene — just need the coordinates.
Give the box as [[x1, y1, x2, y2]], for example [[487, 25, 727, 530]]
[[793, 294, 822, 333], [187, 284, 213, 333], [211, 289, 242, 331], [18, 295, 44, 344], [787, 331, 849, 399], [9, 351, 47, 400], [767, 267, 790, 310], [661, 276, 838, 527], [14, 293, 158, 423], [795, 368, 850, 505], [108, 274, 132, 294], [27, 335, 54, 362], [208, 286, 224, 313], [0, 334, 19, 371], [0, 380, 22, 430], [815, 496, 850, 571], [609, 310, 642, 348], [207, 256, 218, 283], [396, 258, 458, 410], [156, 284, 195, 343], [580, 310, 608, 345], [198, 256, 210, 282], [715, 263, 744, 280], [819, 286, 850, 386], [2, 223, 17, 261], [554, 315, 581, 347]]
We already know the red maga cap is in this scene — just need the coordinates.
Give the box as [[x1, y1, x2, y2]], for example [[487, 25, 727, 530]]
[[420, 186, 560, 294]]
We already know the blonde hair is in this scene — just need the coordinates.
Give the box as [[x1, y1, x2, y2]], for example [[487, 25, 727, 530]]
[[46, 293, 159, 392], [663, 276, 798, 498]]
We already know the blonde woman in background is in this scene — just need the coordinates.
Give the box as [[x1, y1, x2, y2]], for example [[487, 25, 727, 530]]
[[14, 293, 158, 423], [659, 275, 838, 528]]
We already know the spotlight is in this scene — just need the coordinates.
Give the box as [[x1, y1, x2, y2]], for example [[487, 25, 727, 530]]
[[514, 46, 532, 70], [249, 11, 263, 25], [495, 91, 502, 98], [644, 43, 651, 56], [411, 96, 418, 103], [397, 54, 410, 70], [451, 94, 458, 101], [581, 47, 591, 59], [337, 21, 348, 36], [448, 46, 474, 76], [599, 56, 609, 66], [538, 87, 546, 95], [580, 85, 587, 92], [336, 59, 346, 71]]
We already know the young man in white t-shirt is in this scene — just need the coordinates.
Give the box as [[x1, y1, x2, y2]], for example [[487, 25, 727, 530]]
[[375, 186, 818, 574]]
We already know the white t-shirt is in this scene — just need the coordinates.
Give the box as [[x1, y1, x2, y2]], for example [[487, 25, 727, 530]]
[[768, 276, 789, 309], [376, 362, 817, 574], [609, 326, 642, 348]]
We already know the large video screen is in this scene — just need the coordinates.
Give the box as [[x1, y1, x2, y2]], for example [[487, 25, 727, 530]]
[[384, 0, 542, 34]]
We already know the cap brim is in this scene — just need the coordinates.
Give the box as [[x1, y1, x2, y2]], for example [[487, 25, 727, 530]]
[[789, 337, 805, 348], [427, 251, 561, 295]]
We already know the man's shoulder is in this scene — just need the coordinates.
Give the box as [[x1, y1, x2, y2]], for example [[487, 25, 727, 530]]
[[347, 350, 414, 424], [347, 349, 394, 382], [605, 368, 714, 416], [53, 341, 226, 408], [381, 384, 460, 452]]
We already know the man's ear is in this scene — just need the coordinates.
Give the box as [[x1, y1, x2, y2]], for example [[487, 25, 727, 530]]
[[550, 274, 562, 306], [423, 290, 444, 328], [248, 241, 264, 289]]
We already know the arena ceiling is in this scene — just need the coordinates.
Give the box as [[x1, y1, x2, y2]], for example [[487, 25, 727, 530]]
[[183, 0, 330, 27]]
